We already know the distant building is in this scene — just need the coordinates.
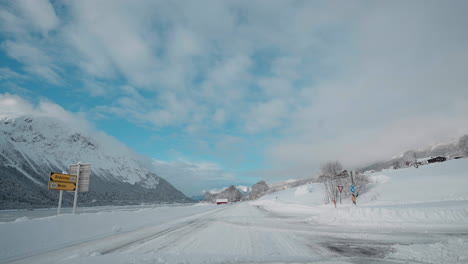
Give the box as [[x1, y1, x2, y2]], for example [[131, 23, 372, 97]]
[[427, 156, 447, 163], [335, 170, 349, 179], [216, 199, 228, 205]]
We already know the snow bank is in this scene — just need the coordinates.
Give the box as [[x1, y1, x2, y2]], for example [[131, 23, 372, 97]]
[[310, 201, 468, 227], [361, 158, 468, 204], [254, 158, 468, 227]]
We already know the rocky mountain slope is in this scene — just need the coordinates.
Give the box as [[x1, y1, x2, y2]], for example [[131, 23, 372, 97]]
[[0, 115, 190, 209], [204, 185, 242, 203]]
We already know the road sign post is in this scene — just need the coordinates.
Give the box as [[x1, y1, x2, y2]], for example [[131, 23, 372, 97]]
[[350, 184, 356, 205], [48, 164, 91, 215], [69, 163, 91, 214], [337, 185, 344, 204], [57, 190, 63, 215], [48, 171, 79, 215], [72, 163, 80, 214]]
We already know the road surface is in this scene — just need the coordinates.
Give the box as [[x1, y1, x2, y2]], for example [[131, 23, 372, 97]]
[[5, 202, 465, 264]]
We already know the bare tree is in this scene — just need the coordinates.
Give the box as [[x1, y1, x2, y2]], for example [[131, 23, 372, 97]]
[[319, 161, 343, 203], [349, 171, 370, 196], [403, 150, 417, 167], [321, 161, 343, 177], [318, 161, 371, 205]]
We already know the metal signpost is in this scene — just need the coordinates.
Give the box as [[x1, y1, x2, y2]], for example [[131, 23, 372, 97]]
[[69, 163, 91, 214], [332, 171, 349, 208], [47, 164, 91, 215], [48, 172, 78, 215], [337, 185, 344, 204], [350, 184, 356, 205], [350, 171, 357, 205]]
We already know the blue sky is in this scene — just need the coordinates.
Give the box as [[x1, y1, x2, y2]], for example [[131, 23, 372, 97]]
[[1, 0, 468, 196]]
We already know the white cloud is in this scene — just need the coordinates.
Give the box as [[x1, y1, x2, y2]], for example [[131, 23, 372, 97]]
[[2, 41, 61, 84], [244, 99, 288, 133], [0, 93, 92, 133], [0, 93, 34, 117], [0, 0, 59, 35], [264, 1, 468, 175], [14, 0, 59, 34], [1, 0, 468, 185], [168, 27, 203, 59], [213, 108, 226, 125], [65, 0, 160, 86], [0, 67, 26, 80], [152, 159, 238, 197]]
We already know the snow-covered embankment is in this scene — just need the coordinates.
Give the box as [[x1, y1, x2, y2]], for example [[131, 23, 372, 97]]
[[252, 158, 468, 227]]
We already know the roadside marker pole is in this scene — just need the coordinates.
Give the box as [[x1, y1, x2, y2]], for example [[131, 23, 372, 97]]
[[57, 190, 63, 216], [57, 170, 67, 216], [337, 185, 343, 204], [72, 163, 81, 214]]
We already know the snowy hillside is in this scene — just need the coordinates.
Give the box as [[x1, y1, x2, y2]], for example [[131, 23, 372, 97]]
[[266, 176, 316, 193], [250, 159, 468, 263], [253, 158, 468, 227], [0, 115, 190, 209], [206, 185, 250, 195], [360, 135, 467, 172]]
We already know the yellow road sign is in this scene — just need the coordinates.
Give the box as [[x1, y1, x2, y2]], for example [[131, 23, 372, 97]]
[[48, 181, 76, 191], [50, 172, 77, 183]]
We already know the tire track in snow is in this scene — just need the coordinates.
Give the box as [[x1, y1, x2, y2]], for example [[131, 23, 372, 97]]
[[98, 207, 228, 255], [6, 206, 229, 264], [116, 202, 326, 258]]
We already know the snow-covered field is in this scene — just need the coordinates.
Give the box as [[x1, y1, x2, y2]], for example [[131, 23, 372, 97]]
[[252, 158, 468, 263], [1, 158, 468, 264], [0, 203, 193, 222], [253, 158, 468, 227]]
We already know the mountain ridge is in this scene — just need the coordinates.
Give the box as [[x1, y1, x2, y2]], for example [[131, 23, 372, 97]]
[[0, 115, 191, 209]]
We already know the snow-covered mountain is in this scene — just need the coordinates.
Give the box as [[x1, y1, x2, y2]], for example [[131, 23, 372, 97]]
[[0, 115, 190, 209], [205, 185, 251, 195], [266, 177, 316, 193]]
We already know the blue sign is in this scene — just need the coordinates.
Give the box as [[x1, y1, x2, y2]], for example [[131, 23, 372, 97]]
[[350, 185, 355, 193]]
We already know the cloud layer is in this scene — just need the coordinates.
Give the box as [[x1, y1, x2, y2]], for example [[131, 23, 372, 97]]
[[0, 93, 237, 196], [1, 1, 468, 188]]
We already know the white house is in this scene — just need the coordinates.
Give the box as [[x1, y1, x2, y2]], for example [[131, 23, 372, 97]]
[[216, 199, 228, 205]]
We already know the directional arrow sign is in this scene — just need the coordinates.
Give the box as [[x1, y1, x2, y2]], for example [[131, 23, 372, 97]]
[[50, 172, 77, 183], [350, 185, 355, 193], [48, 181, 76, 191]]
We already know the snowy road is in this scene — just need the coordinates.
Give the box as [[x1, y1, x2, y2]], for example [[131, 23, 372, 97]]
[[5, 202, 466, 264]]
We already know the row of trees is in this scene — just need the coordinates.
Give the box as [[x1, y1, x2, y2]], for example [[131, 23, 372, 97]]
[[318, 161, 369, 204]]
